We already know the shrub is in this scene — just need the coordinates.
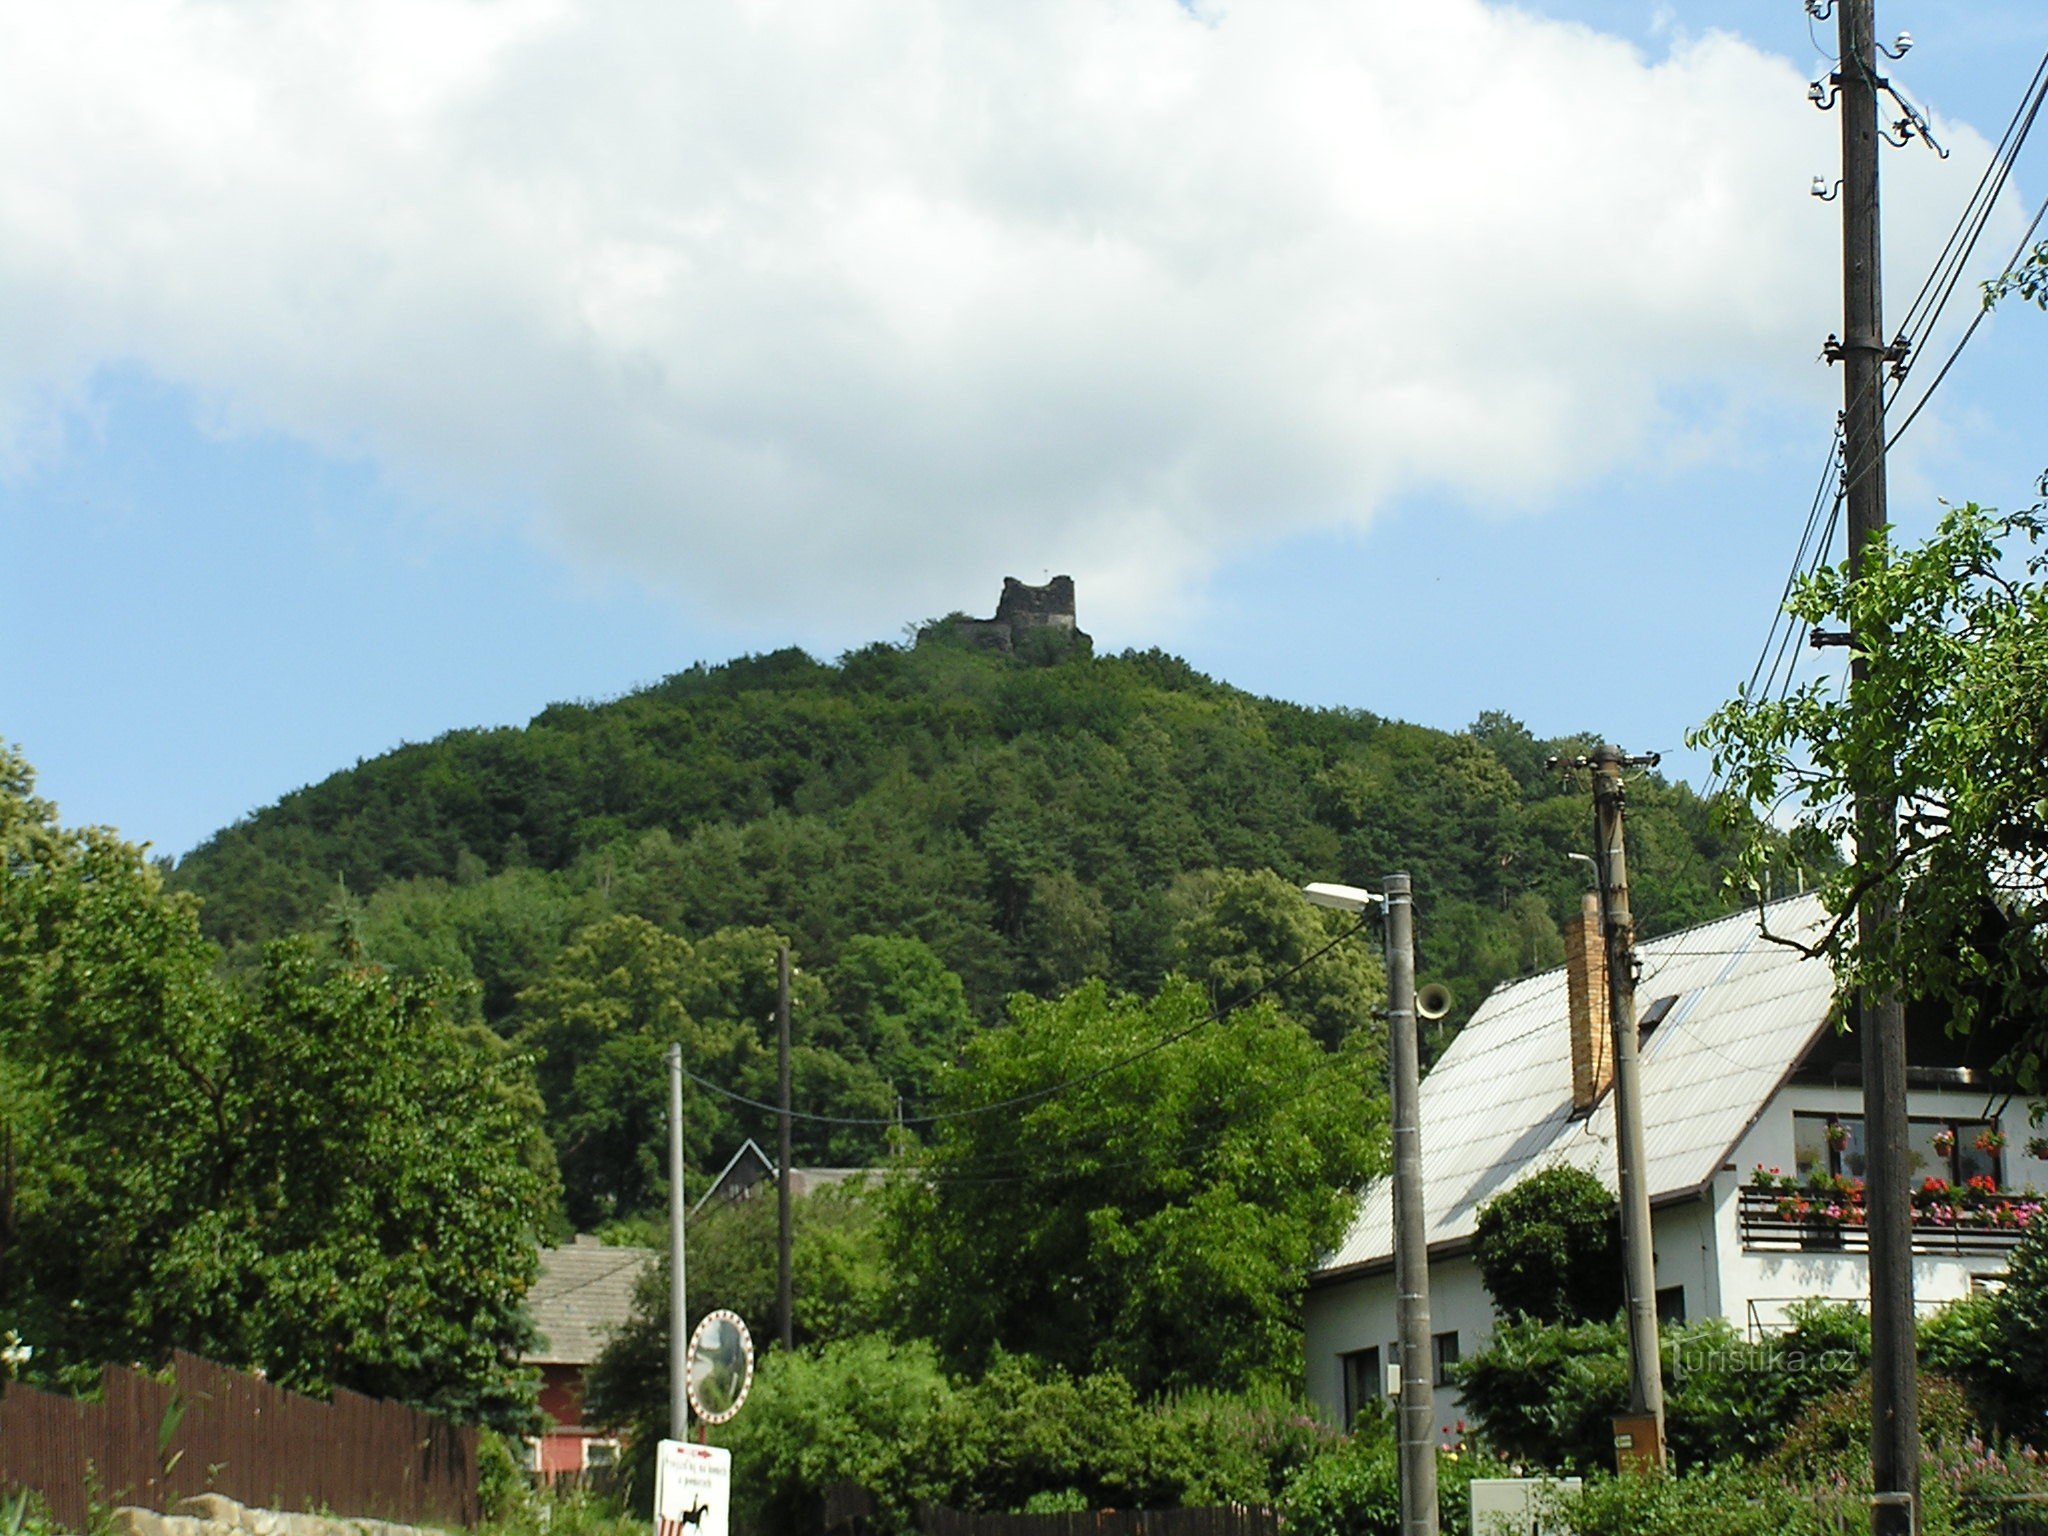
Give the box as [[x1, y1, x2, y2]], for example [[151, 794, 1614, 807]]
[[715, 1342, 1342, 1534], [1471, 1168, 1623, 1325], [1545, 1465, 1855, 1536], [1280, 1429, 1400, 1536], [1459, 1304, 1871, 1474]]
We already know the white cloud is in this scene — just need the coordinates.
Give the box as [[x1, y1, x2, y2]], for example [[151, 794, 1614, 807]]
[[0, 0, 2008, 635]]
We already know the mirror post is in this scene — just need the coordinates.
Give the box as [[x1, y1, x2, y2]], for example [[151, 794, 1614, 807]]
[[668, 1041, 689, 1441]]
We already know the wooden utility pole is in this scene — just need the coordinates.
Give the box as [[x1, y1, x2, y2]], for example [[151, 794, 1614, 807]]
[[1589, 747, 1666, 1467], [777, 942, 795, 1352], [1834, 3, 1916, 1527]]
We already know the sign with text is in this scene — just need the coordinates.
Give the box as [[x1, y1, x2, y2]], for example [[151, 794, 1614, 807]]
[[655, 1439, 731, 1536]]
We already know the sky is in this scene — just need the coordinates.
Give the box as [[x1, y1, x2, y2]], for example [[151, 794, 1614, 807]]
[[3, 0, 2045, 862]]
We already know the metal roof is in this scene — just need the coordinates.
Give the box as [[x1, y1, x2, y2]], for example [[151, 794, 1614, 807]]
[[1312, 893, 1836, 1280]]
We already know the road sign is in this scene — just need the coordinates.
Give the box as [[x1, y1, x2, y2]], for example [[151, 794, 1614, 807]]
[[655, 1439, 730, 1536]]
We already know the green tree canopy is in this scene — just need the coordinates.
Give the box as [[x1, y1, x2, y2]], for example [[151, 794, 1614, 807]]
[[0, 742, 554, 1427], [1693, 499, 2048, 1087], [882, 977, 1383, 1395], [1470, 1165, 1623, 1325], [1166, 867, 1387, 1049]]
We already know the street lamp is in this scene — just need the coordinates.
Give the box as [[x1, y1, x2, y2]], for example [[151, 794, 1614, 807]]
[[1304, 873, 1437, 1536]]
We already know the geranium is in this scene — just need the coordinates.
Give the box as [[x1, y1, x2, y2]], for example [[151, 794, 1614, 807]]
[[1975, 1128, 2007, 1155], [1825, 1119, 1852, 1150], [1934, 1127, 1957, 1157], [2026, 1136, 2048, 1160]]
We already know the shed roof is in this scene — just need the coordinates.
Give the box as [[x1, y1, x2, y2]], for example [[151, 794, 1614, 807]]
[[524, 1236, 655, 1366], [1312, 893, 1836, 1282]]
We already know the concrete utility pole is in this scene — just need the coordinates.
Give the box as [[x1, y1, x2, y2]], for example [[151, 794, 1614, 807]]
[[1834, 3, 1916, 1526], [1589, 747, 1666, 1466], [777, 941, 795, 1353], [1382, 874, 1438, 1536], [667, 1041, 689, 1441]]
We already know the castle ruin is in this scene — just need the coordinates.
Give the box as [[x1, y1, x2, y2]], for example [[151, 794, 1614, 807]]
[[947, 576, 1090, 655]]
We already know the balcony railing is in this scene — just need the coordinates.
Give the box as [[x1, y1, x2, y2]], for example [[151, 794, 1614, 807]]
[[1738, 1186, 2038, 1255]]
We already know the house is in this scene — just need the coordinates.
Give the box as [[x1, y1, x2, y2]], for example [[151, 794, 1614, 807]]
[[693, 1137, 874, 1216], [1303, 892, 2045, 1431], [524, 1235, 655, 1477]]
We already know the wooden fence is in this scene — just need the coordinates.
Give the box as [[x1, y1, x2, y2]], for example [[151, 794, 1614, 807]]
[[0, 1352, 478, 1531], [920, 1508, 1280, 1536]]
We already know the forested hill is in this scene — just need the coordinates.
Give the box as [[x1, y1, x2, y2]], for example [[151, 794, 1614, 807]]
[[172, 631, 1754, 1032]]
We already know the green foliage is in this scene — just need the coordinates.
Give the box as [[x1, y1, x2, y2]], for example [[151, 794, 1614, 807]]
[[1693, 499, 2048, 1088], [1471, 1166, 1623, 1324], [1276, 1426, 1400, 1536], [1544, 1465, 1856, 1536], [883, 978, 1382, 1395], [1458, 1304, 1871, 1474], [1917, 1220, 2048, 1443], [469, 1478, 645, 1536], [0, 742, 554, 1428], [1278, 1409, 1512, 1536], [172, 641, 1757, 1057], [1167, 867, 1386, 1049], [712, 1340, 1341, 1536], [586, 1182, 895, 1442], [1985, 241, 2048, 310]]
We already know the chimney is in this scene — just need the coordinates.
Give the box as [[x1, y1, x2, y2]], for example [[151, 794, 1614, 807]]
[[1565, 890, 1612, 1112]]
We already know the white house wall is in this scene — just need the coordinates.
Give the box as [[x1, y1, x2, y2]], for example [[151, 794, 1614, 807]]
[[1304, 1253, 1495, 1432], [1714, 1079, 2047, 1333]]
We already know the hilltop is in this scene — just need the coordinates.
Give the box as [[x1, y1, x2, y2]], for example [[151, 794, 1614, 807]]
[[170, 621, 1756, 1035]]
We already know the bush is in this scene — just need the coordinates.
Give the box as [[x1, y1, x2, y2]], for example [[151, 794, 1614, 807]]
[[1545, 1465, 1855, 1536], [715, 1341, 1343, 1534], [1279, 1410, 1512, 1536], [1280, 1429, 1400, 1536], [1471, 1168, 1623, 1324], [1459, 1304, 1872, 1474]]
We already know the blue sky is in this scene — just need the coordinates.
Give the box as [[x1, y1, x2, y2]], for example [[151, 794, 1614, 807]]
[[3, 0, 2044, 861]]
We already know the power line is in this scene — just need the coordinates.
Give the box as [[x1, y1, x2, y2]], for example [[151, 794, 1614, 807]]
[[1884, 190, 2048, 453], [1890, 45, 2048, 371], [678, 913, 1373, 1128]]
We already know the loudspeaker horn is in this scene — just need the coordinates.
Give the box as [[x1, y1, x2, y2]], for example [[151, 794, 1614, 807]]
[[1415, 983, 1453, 1022]]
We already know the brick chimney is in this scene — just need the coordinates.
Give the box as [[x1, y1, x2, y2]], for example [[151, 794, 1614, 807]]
[[1565, 890, 1612, 1112]]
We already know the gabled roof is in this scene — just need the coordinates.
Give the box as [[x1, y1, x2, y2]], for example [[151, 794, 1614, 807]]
[[1312, 893, 1835, 1283], [692, 1136, 879, 1216], [525, 1236, 655, 1366]]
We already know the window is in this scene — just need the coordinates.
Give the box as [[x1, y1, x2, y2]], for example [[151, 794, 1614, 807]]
[[1907, 1118, 2003, 1187], [584, 1438, 619, 1470], [1655, 1285, 1687, 1324], [1793, 1112, 1868, 1180], [1340, 1346, 1381, 1427], [1432, 1330, 1460, 1387], [1796, 1112, 2004, 1189]]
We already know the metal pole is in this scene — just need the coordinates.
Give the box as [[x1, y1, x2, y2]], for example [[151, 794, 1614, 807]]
[[668, 1041, 689, 1441], [1836, 4, 1916, 1526], [777, 941, 795, 1352], [1590, 748, 1666, 1459], [1383, 873, 1437, 1536]]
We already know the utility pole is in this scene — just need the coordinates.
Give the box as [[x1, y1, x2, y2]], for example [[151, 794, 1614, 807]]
[[1383, 874, 1438, 1536], [1303, 875, 1436, 1536], [1833, 3, 1916, 1527], [777, 941, 795, 1353], [667, 1040, 689, 1441], [1589, 746, 1666, 1467]]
